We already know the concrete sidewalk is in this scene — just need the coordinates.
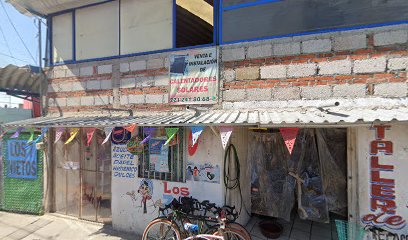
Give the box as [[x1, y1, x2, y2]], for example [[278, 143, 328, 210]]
[[0, 211, 139, 240]]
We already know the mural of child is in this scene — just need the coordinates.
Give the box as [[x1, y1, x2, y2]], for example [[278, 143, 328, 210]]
[[193, 166, 200, 181], [138, 179, 153, 214]]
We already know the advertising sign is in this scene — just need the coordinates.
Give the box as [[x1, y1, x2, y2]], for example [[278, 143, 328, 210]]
[[6, 140, 37, 179], [169, 48, 218, 105], [358, 124, 408, 238]]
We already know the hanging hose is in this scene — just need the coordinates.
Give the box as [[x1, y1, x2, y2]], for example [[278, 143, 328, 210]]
[[223, 143, 251, 217]]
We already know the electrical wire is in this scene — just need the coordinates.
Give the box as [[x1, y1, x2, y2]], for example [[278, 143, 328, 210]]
[[0, 52, 32, 64], [0, 0, 36, 65], [0, 20, 16, 64], [223, 143, 251, 218]]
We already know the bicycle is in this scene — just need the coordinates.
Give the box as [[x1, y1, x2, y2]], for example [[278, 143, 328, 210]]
[[141, 198, 250, 240]]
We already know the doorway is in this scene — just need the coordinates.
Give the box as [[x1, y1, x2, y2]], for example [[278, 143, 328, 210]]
[[54, 128, 112, 223]]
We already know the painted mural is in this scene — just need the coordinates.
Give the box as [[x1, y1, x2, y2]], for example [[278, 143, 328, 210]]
[[111, 128, 224, 234], [186, 162, 220, 183], [358, 124, 408, 237]]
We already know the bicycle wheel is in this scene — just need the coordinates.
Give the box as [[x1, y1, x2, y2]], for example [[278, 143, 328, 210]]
[[142, 218, 182, 240], [213, 227, 249, 240], [206, 223, 251, 240]]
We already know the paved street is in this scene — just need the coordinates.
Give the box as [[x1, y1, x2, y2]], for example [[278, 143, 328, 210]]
[[0, 211, 138, 240]]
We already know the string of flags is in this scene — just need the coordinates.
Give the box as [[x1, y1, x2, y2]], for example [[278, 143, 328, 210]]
[[5, 124, 243, 155]]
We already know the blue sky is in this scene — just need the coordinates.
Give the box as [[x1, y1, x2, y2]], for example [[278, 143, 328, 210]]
[[0, 0, 46, 105], [0, 0, 46, 68]]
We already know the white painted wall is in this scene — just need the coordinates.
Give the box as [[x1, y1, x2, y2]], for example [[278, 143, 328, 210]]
[[52, 12, 73, 63], [111, 127, 240, 235], [357, 124, 408, 236], [120, 0, 173, 55], [75, 1, 119, 60]]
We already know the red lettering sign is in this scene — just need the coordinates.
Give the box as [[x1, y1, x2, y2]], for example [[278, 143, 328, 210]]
[[362, 125, 406, 230]]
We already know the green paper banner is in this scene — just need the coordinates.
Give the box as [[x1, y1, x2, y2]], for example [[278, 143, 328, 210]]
[[164, 128, 179, 145], [27, 129, 35, 142]]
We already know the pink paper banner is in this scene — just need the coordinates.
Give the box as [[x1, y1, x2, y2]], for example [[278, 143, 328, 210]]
[[279, 128, 299, 155]]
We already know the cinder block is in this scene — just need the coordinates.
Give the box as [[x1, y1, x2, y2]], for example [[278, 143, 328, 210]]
[[318, 60, 352, 75], [246, 88, 272, 101], [302, 39, 332, 53], [128, 94, 145, 104], [222, 69, 235, 82], [223, 89, 246, 102], [47, 83, 60, 93], [130, 60, 147, 71], [59, 82, 73, 92], [287, 63, 317, 78], [260, 65, 287, 79], [147, 58, 164, 69], [136, 76, 155, 88], [86, 80, 101, 90], [80, 66, 93, 76], [65, 68, 80, 77], [272, 87, 301, 100], [120, 62, 130, 72], [374, 30, 408, 46], [66, 97, 81, 106], [235, 67, 259, 80], [333, 84, 366, 98], [48, 98, 55, 107], [247, 44, 272, 59], [388, 57, 408, 70], [120, 78, 135, 88], [94, 96, 111, 105], [55, 98, 67, 107], [222, 48, 245, 62], [154, 75, 169, 86], [100, 80, 112, 90], [80, 96, 95, 106], [146, 94, 164, 104], [72, 82, 85, 91], [333, 34, 367, 51], [273, 42, 301, 56], [353, 57, 386, 74], [301, 86, 332, 99], [120, 95, 129, 105], [54, 70, 66, 78], [98, 64, 112, 74], [374, 83, 407, 97]]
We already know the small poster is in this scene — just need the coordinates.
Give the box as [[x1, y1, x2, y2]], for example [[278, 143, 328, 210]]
[[186, 162, 220, 184], [149, 139, 169, 172], [169, 48, 218, 105]]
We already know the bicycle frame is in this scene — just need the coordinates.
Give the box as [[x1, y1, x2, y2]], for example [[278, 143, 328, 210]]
[[184, 234, 224, 240]]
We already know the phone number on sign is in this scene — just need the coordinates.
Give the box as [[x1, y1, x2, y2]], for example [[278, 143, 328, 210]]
[[170, 97, 216, 103]]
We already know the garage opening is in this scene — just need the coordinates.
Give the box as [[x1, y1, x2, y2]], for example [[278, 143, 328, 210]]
[[247, 128, 348, 239]]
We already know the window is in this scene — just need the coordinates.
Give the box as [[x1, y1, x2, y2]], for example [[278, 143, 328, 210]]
[[52, 12, 73, 63], [176, 0, 214, 48], [75, 1, 119, 60], [138, 127, 184, 182], [120, 0, 173, 55], [49, 0, 217, 64]]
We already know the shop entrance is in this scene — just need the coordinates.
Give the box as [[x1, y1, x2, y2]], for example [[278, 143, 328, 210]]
[[248, 128, 348, 239], [54, 129, 112, 223]]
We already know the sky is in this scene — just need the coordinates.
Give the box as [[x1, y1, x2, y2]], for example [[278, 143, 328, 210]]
[[0, 0, 46, 106]]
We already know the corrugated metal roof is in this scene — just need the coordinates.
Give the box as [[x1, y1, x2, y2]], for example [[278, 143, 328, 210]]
[[6, 0, 106, 16], [0, 64, 43, 96], [3, 103, 408, 128]]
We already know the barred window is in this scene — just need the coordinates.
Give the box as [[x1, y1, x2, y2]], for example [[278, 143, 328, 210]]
[[138, 127, 184, 182]]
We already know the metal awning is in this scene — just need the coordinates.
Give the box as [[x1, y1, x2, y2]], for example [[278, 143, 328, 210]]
[[0, 64, 43, 97], [6, 0, 112, 16], [3, 101, 408, 128]]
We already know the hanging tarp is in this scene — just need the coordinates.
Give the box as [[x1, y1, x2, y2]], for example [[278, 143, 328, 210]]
[[316, 128, 348, 216], [249, 131, 295, 221], [288, 129, 329, 223]]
